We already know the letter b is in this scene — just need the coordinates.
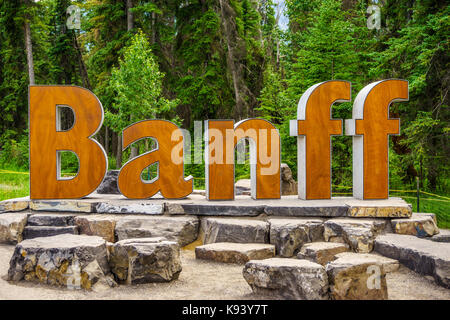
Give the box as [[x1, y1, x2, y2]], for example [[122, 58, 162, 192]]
[[29, 86, 107, 199]]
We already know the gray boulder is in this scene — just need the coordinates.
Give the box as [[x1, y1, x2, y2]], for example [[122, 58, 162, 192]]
[[7, 234, 113, 290], [0, 213, 28, 244], [109, 237, 181, 284], [96, 170, 120, 194], [281, 163, 297, 195], [269, 218, 324, 257], [391, 214, 439, 237], [115, 215, 199, 246], [326, 253, 389, 300], [324, 218, 387, 253]]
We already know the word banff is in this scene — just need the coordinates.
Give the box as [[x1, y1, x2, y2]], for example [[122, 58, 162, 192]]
[[29, 79, 408, 201]]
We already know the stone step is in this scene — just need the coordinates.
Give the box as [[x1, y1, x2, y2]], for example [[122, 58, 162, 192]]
[[332, 252, 400, 273], [195, 242, 275, 264], [115, 215, 199, 247], [22, 226, 78, 240], [243, 258, 329, 300], [391, 212, 439, 237], [27, 214, 75, 227], [374, 234, 450, 288], [323, 218, 388, 253], [201, 218, 269, 244], [297, 242, 349, 265], [431, 229, 450, 243], [75, 215, 117, 243]]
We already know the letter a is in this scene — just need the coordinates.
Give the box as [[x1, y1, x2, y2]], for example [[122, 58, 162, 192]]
[[345, 79, 408, 199], [29, 86, 107, 199], [118, 120, 193, 199], [289, 81, 351, 199]]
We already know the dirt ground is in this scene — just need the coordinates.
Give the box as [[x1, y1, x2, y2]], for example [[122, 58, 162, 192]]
[[0, 244, 449, 300]]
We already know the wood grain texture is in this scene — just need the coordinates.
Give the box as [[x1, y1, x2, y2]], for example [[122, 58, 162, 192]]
[[295, 80, 350, 199], [206, 119, 280, 200], [118, 120, 193, 199], [29, 86, 107, 199], [354, 80, 408, 199]]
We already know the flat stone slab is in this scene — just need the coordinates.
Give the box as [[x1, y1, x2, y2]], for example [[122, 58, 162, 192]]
[[95, 202, 163, 215], [391, 214, 439, 237], [243, 258, 329, 300], [109, 237, 181, 284], [268, 218, 324, 257], [0, 213, 28, 244], [8, 234, 113, 290], [6, 194, 411, 218], [201, 218, 269, 244], [375, 234, 450, 288], [431, 229, 450, 243], [326, 253, 389, 300], [22, 226, 78, 240], [297, 242, 349, 265], [195, 243, 275, 264], [115, 215, 199, 246], [324, 218, 388, 253], [345, 198, 411, 218], [30, 200, 93, 213]]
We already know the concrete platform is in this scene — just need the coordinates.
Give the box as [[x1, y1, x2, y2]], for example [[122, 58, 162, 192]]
[[0, 193, 412, 218]]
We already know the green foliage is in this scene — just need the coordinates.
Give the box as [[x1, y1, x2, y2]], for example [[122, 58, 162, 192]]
[[0, 0, 448, 223], [106, 31, 178, 133], [0, 133, 29, 170]]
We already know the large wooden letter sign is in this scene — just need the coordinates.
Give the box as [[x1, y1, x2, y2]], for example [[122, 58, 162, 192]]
[[118, 120, 193, 199], [290, 81, 351, 199], [205, 119, 280, 200], [345, 79, 408, 199], [28, 80, 409, 201], [29, 86, 107, 199]]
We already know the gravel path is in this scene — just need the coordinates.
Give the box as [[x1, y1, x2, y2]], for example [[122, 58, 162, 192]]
[[0, 244, 448, 300]]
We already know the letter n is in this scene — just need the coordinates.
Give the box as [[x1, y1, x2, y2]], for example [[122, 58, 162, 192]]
[[118, 120, 193, 199], [289, 81, 351, 199], [345, 79, 408, 199], [205, 119, 280, 200], [29, 86, 107, 199]]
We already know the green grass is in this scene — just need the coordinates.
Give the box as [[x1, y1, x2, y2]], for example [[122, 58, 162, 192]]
[[401, 195, 450, 229], [0, 170, 29, 201]]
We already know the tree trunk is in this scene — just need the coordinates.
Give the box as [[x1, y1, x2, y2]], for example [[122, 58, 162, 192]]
[[116, 134, 122, 169], [218, 0, 245, 119], [127, 0, 134, 31], [126, 0, 138, 159], [73, 31, 91, 89], [23, 1, 35, 85], [105, 126, 109, 155]]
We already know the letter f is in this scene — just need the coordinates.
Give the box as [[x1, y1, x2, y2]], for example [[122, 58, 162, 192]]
[[345, 80, 408, 199], [290, 81, 351, 199]]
